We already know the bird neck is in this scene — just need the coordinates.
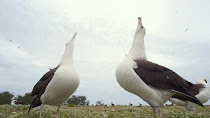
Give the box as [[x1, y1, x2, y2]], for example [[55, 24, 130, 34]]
[[127, 36, 147, 60], [58, 48, 74, 65]]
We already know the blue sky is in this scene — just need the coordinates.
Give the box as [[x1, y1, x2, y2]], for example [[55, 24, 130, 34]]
[[0, 0, 210, 105]]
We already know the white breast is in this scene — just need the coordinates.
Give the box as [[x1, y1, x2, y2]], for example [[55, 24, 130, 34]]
[[41, 64, 80, 105], [195, 87, 210, 103]]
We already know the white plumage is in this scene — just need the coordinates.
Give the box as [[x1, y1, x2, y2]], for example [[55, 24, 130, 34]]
[[11, 100, 17, 106], [29, 33, 79, 117], [41, 54, 80, 105]]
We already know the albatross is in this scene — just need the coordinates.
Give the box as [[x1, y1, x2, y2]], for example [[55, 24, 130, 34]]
[[115, 17, 203, 118], [28, 33, 80, 117], [169, 78, 210, 113], [11, 100, 28, 105]]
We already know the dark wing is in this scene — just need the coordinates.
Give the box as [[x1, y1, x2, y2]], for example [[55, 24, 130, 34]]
[[28, 66, 59, 113], [172, 83, 205, 101], [31, 66, 59, 96], [134, 60, 203, 106]]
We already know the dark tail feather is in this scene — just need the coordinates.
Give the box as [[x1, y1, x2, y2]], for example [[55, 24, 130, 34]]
[[171, 90, 203, 107], [28, 97, 42, 114]]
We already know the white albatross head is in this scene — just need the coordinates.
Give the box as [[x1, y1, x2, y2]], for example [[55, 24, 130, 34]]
[[59, 32, 77, 65], [135, 17, 146, 39], [196, 78, 208, 86], [127, 17, 147, 60], [11, 100, 17, 105], [65, 32, 77, 51]]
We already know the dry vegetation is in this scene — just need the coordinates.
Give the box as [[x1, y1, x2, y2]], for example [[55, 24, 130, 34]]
[[0, 105, 210, 118]]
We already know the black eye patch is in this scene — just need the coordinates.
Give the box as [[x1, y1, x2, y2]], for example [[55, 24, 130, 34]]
[[141, 26, 144, 28], [205, 79, 207, 83]]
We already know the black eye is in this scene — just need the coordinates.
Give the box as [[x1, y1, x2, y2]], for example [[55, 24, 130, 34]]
[[205, 79, 207, 83], [141, 26, 144, 28]]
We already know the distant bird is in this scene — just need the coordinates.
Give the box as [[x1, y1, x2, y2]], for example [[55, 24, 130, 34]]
[[11, 100, 28, 105], [28, 33, 80, 118], [129, 103, 133, 106], [7, 39, 21, 48], [185, 29, 189, 32], [9, 40, 13, 43], [169, 78, 210, 113], [115, 17, 203, 118], [111, 102, 115, 106]]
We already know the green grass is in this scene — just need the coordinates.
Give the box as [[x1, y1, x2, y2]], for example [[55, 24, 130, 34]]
[[0, 105, 209, 118]]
